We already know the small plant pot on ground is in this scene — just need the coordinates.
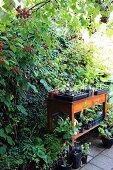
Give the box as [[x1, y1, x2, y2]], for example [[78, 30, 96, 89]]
[[81, 154, 88, 165], [101, 137, 113, 149], [59, 163, 72, 170], [52, 166, 60, 170], [69, 150, 81, 169]]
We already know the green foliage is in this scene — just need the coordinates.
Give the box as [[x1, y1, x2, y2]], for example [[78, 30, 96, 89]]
[[81, 142, 91, 155], [44, 134, 62, 165], [98, 115, 113, 139], [0, 0, 113, 169], [98, 127, 112, 139], [54, 117, 74, 140]]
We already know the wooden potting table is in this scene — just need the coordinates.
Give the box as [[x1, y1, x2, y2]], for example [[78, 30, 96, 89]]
[[47, 92, 108, 140]]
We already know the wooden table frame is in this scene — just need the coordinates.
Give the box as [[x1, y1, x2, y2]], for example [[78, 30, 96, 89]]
[[47, 93, 108, 139]]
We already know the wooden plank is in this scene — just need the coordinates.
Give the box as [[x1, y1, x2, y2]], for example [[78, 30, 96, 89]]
[[74, 124, 99, 139]]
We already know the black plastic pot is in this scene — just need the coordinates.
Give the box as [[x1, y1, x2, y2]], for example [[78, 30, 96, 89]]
[[101, 137, 113, 149], [107, 128, 113, 136], [79, 126, 84, 133], [83, 123, 90, 130], [86, 89, 93, 97], [55, 92, 89, 101], [92, 120, 95, 126], [59, 163, 72, 170], [94, 89, 108, 95], [88, 121, 93, 128], [69, 150, 81, 169], [94, 118, 99, 125], [52, 165, 60, 170], [81, 154, 87, 164], [94, 115, 103, 125]]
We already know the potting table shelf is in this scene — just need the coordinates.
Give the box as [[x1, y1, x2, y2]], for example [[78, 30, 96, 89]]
[[74, 124, 99, 139], [47, 92, 108, 140]]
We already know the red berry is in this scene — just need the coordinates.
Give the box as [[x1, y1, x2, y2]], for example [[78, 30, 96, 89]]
[[43, 44, 49, 50], [16, 14, 20, 18], [16, 5, 21, 12], [22, 8, 28, 14], [28, 13, 32, 17], [23, 15, 27, 19], [23, 46, 33, 52], [16, 7, 31, 19], [12, 66, 20, 73], [0, 59, 4, 64], [0, 43, 4, 50]]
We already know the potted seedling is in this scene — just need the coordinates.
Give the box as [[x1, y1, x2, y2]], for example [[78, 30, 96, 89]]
[[82, 117, 91, 130], [81, 142, 91, 165], [107, 112, 113, 128], [88, 117, 94, 128], [59, 149, 72, 170], [78, 122, 84, 133], [86, 85, 93, 97], [104, 112, 113, 135], [93, 114, 100, 125], [98, 122, 113, 148], [59, 158, 72, 170], [94, 83, 108, 95], [55, 89, 89, 101], [80, 112, 89, 130], [69, 144, 82, 169]]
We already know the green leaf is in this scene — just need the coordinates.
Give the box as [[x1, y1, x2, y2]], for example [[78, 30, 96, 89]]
[[16, 38, 24, 43], [37, 150, 47, 161], [8, 50, 16, 57], [0, 36, 8, 41], [0, 129, 7, 139], [40, 79, 51, 91], [5, 125, 12, 134], [16, 43, 24, 48], [0, 145, 7, 155], [0, 79, 5, 86], [34, 71, 39, 77], [10, 45, 17, 53], [6, 136, 14, 145], [16, 104, 28, 116], [28, 82, 38, 93]]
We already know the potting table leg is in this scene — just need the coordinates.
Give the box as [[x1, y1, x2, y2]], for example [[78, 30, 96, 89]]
[[103, 102, 107, 118], [47, 107, 53, 132]]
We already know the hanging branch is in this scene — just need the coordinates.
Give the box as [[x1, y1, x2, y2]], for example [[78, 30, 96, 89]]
[[29, 0, 47, 10], [29, 0, 51, 12]]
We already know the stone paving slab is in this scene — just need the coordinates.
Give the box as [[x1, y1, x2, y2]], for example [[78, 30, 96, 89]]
[[101, 146, 113, 159], [90, 154, 113, 170], [89, 145, 104, 157], [78, 130, 102, 147], [87, 155, 93, 162], [80, 163, 104, 170]]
